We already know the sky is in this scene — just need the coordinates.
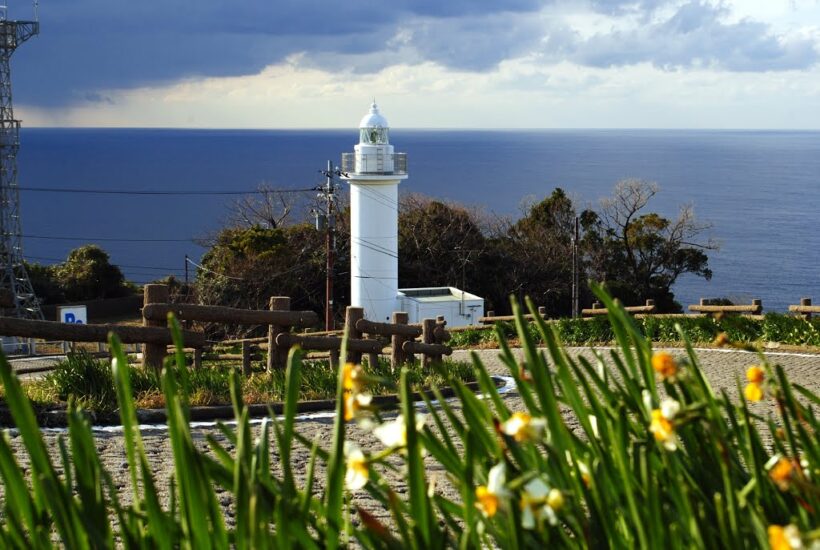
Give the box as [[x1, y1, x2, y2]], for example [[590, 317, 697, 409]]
[[9, 0, 820, 129]]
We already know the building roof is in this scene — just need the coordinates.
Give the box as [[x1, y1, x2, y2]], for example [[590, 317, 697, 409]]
[[398, 287, 483, 303]]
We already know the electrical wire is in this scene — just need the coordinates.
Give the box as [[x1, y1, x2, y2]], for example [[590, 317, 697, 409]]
[[351, 238, 399, 260], [25, 255, 184, 271], [23, 234, 198, 243], [18, 186, 316, 196], [352, 237, 399, 260], [184, 257, 244, 281], [348, 183, 400, 213]]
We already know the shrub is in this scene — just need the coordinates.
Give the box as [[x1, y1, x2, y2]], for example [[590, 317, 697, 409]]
[[45, 351, 117, 412]]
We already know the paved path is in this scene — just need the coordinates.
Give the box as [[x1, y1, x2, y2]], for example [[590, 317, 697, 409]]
[[3, 346, 818, 526]]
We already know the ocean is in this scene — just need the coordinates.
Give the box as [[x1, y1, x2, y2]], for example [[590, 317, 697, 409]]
[[17, 128, 820, 313]]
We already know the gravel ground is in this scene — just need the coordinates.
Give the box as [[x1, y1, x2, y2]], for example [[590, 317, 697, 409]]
[[3, 346, 819, 528]]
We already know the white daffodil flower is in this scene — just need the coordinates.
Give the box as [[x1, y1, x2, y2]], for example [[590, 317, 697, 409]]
[[501, 412, 547, 442], [520, 477, 557, 529], [343, 442, 368, 492], [373, 413, 426, 449]]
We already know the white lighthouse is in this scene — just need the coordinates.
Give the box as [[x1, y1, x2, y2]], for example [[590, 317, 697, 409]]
[[341, 102, 408, 322]]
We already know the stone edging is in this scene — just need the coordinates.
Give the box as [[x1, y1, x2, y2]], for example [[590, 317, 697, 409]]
[[1, 378, 505, 429]]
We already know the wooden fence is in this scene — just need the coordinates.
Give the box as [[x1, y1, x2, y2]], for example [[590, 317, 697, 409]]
[[0, 283, 452, 374], [476, 297, 820, 324], [788, 298, 819, 319]]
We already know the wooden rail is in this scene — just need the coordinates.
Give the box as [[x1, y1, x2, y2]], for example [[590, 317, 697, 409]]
[[142, 303, 318, 326], [275, 333, 384, 354], [789, 298, 818, 318], [0, 316, 205, 347], [688, 299, 762, 315], [582, 299, 657, 317], [355, 318, 422, 338]]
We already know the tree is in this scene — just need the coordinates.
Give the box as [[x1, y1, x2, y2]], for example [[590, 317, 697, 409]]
[[582, 180, 715, 311], [495, 188, 578, 316], [398, 195, 487, 292], [25, 261, 65, 304], [51, 245, 131, 302], [227, 183, 303, 229], [194, 223, 344, 336]]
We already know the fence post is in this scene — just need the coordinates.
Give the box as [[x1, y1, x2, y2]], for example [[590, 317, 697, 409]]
[[422, 318, 436, 367], [433, 315, 446, 364], [752, 299, 762, 314], [193, 348, 203, 369], [537, 306, 547, 318], [391, 311, 408, 369], [592, 301, 602, 310], [487, 311, 495, 318], [345, 306, 364, 365], [801, 297, 812, 319], [242, 340, 252, 376], [329, 349, 340, 369], [143, 284, 169, 370], [267, 296, 291, 371]]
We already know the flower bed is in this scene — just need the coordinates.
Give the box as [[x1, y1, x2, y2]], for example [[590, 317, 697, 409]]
[[0, 285, 816, 547]]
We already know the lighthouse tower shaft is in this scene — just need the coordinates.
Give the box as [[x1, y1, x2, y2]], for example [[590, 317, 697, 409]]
[[342, 103, 408, 322], [0, 18, 41, 319]]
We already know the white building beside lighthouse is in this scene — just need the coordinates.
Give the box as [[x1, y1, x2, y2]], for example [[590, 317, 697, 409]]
[[341, 102, 484, 326], [341, 102, 408, 322]]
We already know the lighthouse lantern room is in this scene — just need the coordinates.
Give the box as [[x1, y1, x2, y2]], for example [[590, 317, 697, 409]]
[[341, 103, 408, 322]]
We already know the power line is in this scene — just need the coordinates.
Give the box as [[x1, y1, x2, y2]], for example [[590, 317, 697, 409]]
[[352, 237, 399, 260], [23, 234, 198, 243], [185, 256, 244, 281], [18, 186, 316, 196], [25, 255, 184, 271]]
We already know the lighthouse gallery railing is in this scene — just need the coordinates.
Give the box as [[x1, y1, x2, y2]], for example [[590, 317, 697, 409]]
[[341, 152, 407, 175]]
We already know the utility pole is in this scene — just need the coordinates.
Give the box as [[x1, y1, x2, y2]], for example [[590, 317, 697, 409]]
[[316, 160, 340, 331], [571, 216, 579, 318]]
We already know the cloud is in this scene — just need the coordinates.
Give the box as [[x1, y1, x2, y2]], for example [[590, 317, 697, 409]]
[[11, 0, 546, 106], [557, 1, 819, 71], [8, 0, 820, 112]]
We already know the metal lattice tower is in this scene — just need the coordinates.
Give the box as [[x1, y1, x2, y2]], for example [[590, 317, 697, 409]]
[[0, 11, 40, 319]]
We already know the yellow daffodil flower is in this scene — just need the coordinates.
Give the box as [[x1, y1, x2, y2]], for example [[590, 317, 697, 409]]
[[475, 463, 507, 517], [768, 524, 803, 550], [744, 365, 767, 401], [768, 457, 795, 491], [343, 442, 369, 492], [546, 488, 564, 511], [501, 412, 547, 442], [343, 362, 364, 392], [746, 365, 765, 384], [649, 398, 680, 451], [343, 389, 372, 422], [745, 382, 764, 402], [713, 332, 729, 347], [651, 352, 678, 380]]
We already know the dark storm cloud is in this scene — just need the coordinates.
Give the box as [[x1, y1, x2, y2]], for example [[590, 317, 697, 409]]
[[8, 0, 819, 108]]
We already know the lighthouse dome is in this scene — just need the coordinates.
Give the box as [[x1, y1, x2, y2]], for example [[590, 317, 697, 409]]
[[358, 102, 390, 145]]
